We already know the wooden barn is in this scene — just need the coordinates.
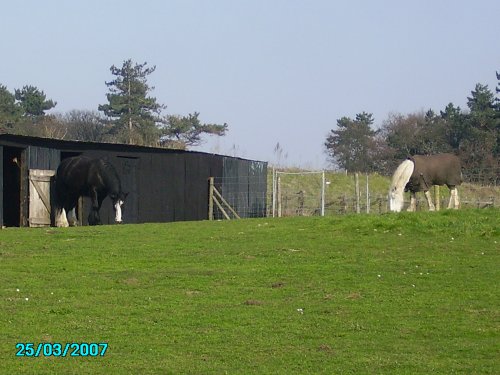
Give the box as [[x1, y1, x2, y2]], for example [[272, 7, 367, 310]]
[[0, 134, 267, 227]]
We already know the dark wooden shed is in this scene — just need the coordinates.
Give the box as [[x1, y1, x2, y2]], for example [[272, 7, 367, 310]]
[[0, 134, 267, 227]]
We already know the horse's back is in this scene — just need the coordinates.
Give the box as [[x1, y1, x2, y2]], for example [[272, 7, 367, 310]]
[[411, 153, 462, 188], [56, 156, 94, 192]]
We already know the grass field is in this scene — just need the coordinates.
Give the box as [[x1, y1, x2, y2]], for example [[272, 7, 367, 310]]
[[1, 209, 499, 374]]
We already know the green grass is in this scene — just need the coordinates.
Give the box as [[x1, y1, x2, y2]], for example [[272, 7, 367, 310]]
[[1, 209, 499, 374]]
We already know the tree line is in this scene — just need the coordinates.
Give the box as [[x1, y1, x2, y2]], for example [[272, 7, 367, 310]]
[[325, 72, 500, 183], [0, 59, 227, 149]]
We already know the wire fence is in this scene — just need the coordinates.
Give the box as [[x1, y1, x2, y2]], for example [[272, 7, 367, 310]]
[[210, 175, 268, 220], [208, 169, 499, 220], [462, 169, 500, 187], [266, 170, 499, 217]]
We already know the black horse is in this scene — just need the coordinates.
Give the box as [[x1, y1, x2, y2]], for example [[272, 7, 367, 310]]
[[54, 156, 128, 226]]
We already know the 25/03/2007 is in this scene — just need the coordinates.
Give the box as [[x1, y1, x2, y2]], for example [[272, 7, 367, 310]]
[[16, 342, 108, 357]]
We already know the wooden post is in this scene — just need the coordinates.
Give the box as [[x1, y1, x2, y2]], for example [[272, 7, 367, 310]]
[[208, 177, 214, 220], [434, 185, 440, 211], [272, 168, 276, 217], [277, 175, 282, 217], [321, 171, 325, 216], [366, 174, 370, 214], [355, 173, 360, 214]]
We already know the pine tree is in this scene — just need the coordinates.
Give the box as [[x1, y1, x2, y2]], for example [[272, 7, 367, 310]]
[[98, 59, 165, 145], [0, 85, 22, 131], [325, 112, 378, 172], [14, 85, 56, 119], [160, 112, 228, 149], [461, 83, 499, 181]]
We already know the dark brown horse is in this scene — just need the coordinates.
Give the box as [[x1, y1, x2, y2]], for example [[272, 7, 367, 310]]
[[54, 156, 128, 226], [389, 153, 462, 212]]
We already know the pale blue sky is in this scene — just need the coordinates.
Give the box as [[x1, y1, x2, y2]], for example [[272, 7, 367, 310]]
[[1, 0, 499, 168]]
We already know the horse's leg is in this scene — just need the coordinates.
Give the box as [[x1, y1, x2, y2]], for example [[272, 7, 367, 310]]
[[55, 206, 69, 227], [88, 189, 103, 225], [448, 187, 459, 209], [425, 190, 436, 211], [67, 207, 78, 226], [88, 188, 100, 226], [407, 192, 417, 212], [447, 189, 454, 209], [55, 193, 70, 227], [454, 188, 460, 209], [95, 195, 104, 225], [63, 197, 79, 227]]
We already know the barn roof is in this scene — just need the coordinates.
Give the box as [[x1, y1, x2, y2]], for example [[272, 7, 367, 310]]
[[0, 133, 264, 163]]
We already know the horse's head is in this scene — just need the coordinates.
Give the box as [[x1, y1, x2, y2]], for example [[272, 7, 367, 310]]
[[389, 187, 404, 212], [111, 192, 128, 223]]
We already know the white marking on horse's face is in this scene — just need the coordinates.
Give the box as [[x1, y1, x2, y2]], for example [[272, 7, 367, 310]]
[[114, 200, 124, 223]]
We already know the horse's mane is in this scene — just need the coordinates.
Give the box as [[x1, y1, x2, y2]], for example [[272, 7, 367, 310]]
[[96, 159, 121, 192], [99, 159, 118, 176]]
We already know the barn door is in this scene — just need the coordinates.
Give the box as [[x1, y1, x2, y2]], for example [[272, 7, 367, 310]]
[[28, 169, 55, 227]]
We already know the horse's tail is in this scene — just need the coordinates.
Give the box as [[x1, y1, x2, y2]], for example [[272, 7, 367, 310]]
[[389, 159, 414, 212], [52, 173, 63, 210], [52, 173, 68, 227]]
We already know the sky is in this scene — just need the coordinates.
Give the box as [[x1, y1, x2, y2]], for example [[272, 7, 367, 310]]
[[1, 0, 499, 168]]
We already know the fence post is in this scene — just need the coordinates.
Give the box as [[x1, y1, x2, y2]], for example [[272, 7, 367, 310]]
[[434, 185, 440, 211], [272, 168, 276, 217], [277, 175, 282, 217], [355, 173, 360, 214], [208, 177, 214, 220], [321, 170, 325, 216], [366, 174, 370, 214]]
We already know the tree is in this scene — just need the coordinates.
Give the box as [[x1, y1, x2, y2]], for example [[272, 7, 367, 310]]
[[420, 109, 451, 154], [0, 85, 22, 131], [14, 85, 56, 119], [325, 112, 379, 172], [467, 83, 497, 128], [381, 110, 451, 162], [61, 110, 109, 142], [460, 83, 499, 181], [160, 112, 228, 149], [440, 103, 466, 150], [381, 112, 420, 160], [497, 71, 500, 95], [98, 59, 165, 146]]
